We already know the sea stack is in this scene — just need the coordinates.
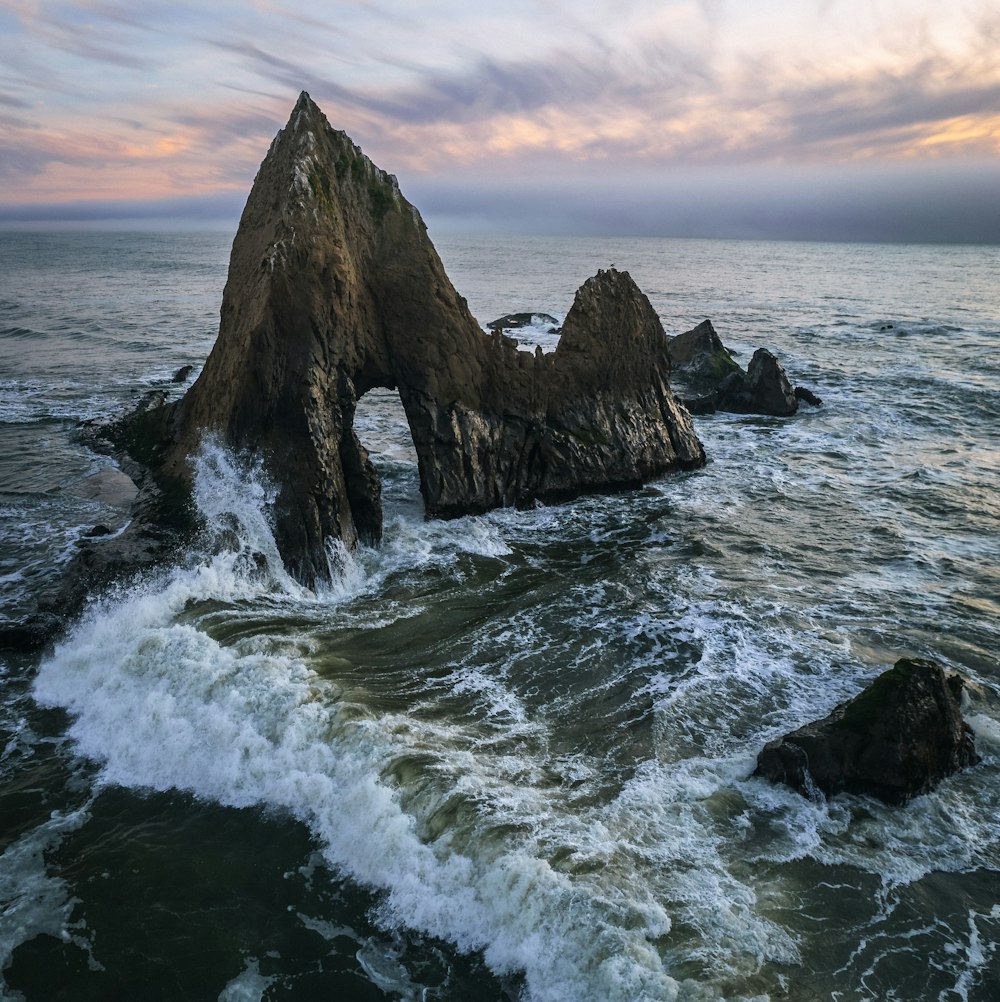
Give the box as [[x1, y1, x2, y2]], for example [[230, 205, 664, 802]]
[[115, 93, 704, 584]]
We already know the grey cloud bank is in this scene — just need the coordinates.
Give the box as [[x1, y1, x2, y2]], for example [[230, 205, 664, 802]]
[[0, 194, 246, 231], [2, 163, 997, 244]]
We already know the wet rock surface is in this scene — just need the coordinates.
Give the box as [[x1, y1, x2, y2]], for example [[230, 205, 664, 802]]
[[68, 468, 139, 508], [754, 658, 980, 804], [747, 347, 798, 416]]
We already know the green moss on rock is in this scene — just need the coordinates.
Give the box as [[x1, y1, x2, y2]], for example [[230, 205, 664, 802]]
[[835, 661, 912, 733]]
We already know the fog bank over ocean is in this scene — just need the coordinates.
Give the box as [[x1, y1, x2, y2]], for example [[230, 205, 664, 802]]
[[2, 161, 998, 243]]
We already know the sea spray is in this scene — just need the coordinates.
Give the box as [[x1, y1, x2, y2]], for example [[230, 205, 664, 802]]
[[0, 809, 93, 977], [28, 442, 799, 999]]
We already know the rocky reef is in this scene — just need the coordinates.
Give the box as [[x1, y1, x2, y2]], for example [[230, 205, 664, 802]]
[[755, 658, 980, 805], [89, 92, 704, 587], [667, 318, 821, 416]]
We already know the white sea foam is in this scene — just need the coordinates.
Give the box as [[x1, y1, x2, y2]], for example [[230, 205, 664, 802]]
[[0, 807, 94, 980], [34, 595, 690, 1001], [217, 957, 275, 1002]]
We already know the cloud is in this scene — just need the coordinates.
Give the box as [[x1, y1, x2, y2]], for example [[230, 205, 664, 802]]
[[407, 161, 1000, 243], [0, 141, 55, 177], [196, 7, 999, 174], [3, 0, 160, 71], [0, 91, 31, 109], [0, 1, 997, 243]]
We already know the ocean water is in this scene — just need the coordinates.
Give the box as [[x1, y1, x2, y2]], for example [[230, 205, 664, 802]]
[[1, 230, 999, 1001]]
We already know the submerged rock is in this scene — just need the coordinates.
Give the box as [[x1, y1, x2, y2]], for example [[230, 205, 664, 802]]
[[68, 468, 139, 508], [92, 92, 704, 586], [795, 385, 823, 407], [0, 614, 62, 652], [754, 658, 980, 805], [487, 312, 561, 334]]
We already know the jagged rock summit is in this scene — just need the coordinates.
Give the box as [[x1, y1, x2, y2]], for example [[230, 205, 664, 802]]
[[110, 93, 704, 585]]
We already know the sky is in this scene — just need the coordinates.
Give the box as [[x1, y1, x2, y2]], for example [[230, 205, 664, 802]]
[[1, 0, 998, 241]]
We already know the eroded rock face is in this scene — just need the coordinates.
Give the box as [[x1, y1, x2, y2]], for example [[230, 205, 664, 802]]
[[754, 658, 980, 805], [111, 93, 704, 584], [666, 319, 742, 395]]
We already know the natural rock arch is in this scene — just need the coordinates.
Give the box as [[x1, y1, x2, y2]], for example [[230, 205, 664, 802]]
[[130, 93, 707, 584]]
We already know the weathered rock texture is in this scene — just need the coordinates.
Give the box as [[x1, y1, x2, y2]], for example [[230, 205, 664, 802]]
[[108, 93, 704, 584], [754, 658, 980, 805], [668, 319, 818, 416], [667, 319, 742, 395]]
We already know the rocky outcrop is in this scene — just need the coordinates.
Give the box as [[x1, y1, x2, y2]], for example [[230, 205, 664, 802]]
[[668, 320, 818, 416], [94, 93, 704, 586], [754, 658, 980, 805], [746, 348, 798, 416], [794, 385, 823, 407], [0, 614, 62, 652], [666, 319, 742, 396]]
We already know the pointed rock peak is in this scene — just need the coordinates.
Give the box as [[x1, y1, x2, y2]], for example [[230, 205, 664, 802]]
[[556, 265, 667, 362], [586, 266, 631, 288], [287, 90, 326, 133], [667, 317, 733, 366]]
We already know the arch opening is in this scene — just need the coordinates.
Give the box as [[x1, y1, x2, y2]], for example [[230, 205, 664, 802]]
[[349, 386, 422, 543]]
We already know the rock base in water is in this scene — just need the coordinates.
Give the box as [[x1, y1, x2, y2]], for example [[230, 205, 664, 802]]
[[754, 658, 980, 804]]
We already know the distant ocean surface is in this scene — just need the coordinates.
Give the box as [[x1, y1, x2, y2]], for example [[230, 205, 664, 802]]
[[1, 230, 999, 1001]]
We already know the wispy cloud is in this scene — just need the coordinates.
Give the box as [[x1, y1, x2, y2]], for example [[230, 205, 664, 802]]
[[0, 0, 997, 241]]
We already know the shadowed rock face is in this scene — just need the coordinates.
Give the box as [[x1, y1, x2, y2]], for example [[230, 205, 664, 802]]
[[754, 658, 980, 805], [146, 93, 704, 583]]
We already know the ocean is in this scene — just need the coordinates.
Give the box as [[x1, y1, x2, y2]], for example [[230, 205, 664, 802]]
[[1, 230, 998, 1001]]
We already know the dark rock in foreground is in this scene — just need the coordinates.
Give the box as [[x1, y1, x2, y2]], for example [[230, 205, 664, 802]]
[[0, 614, 63, 652], [668, 319, 820, 416], [88, 93, 704, 587], [754, 658, 980, 805]]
